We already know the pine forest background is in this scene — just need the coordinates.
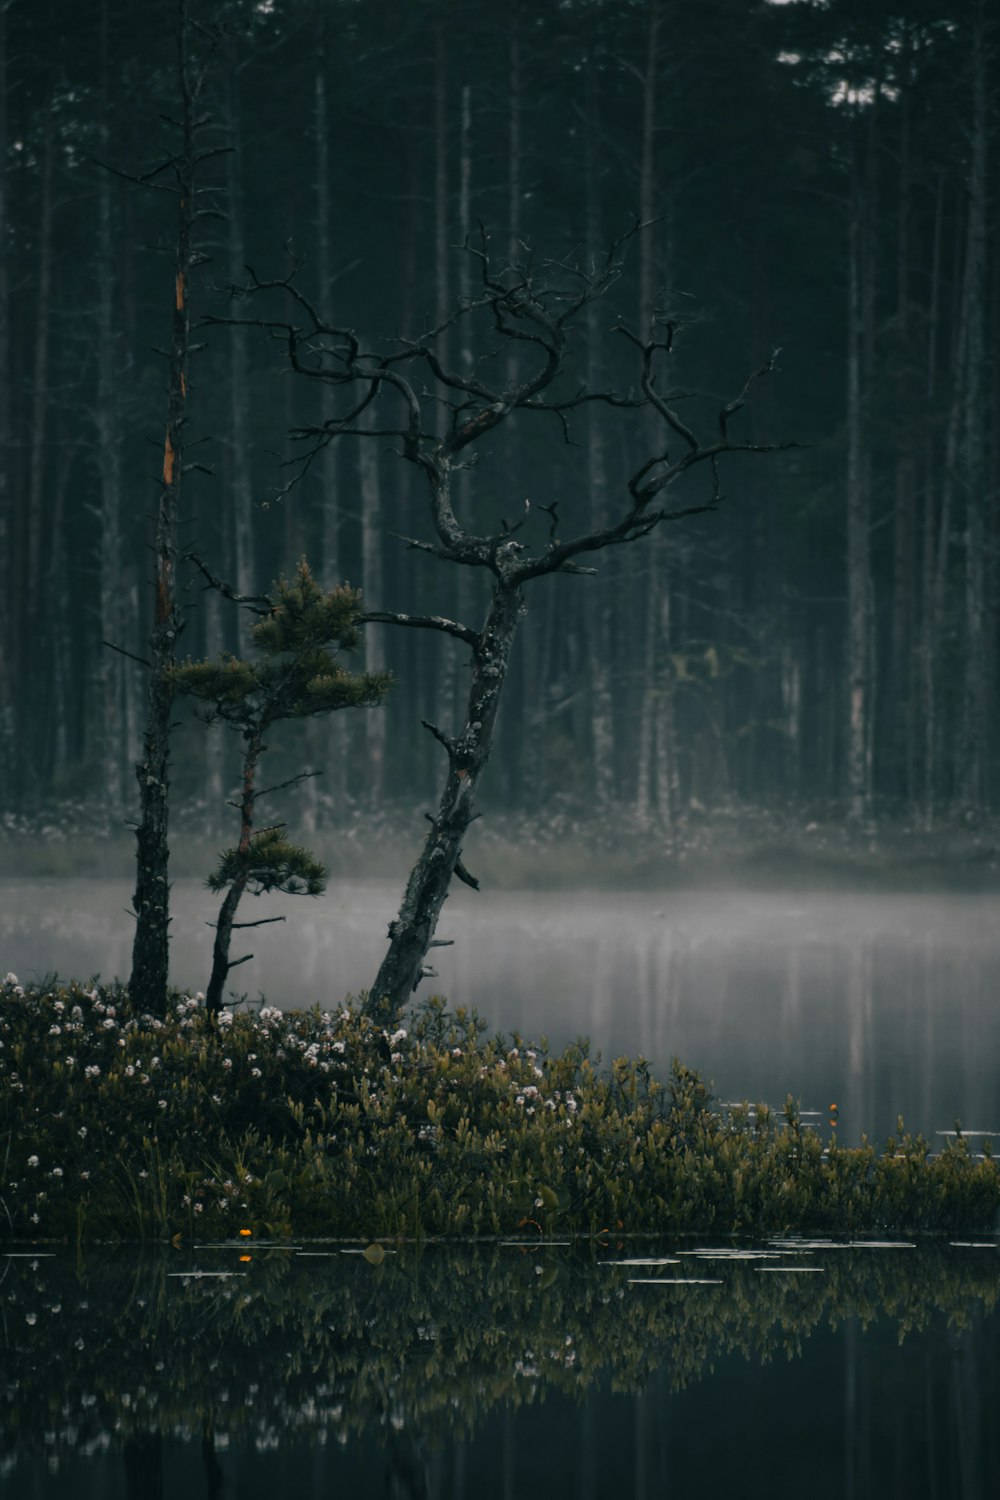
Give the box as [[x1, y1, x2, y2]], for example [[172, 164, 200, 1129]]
[[1, 0, 998, 867]]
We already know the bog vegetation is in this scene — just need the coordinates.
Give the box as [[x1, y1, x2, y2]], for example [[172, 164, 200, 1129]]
[[2, 975, 997, 1243]]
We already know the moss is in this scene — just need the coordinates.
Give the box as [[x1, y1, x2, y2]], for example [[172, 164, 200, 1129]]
[[1, 977, 998, 1243]]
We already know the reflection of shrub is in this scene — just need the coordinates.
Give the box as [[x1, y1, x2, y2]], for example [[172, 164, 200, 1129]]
[[1, 976, 998, 1241], [2, 1243, 999, 1465]]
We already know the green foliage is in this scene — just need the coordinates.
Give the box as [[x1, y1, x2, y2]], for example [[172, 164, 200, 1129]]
[[3, 976, 999, 1245], [208, 828, 326, 897], [169, 559, 391, 728]]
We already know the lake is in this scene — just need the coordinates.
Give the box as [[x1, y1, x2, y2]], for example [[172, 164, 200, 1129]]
[[1, 879, 998, 1144], [2, 1241, 999, 1498]]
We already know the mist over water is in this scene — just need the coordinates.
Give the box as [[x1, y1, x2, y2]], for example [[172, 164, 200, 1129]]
[[3, 878, 998, 1143]]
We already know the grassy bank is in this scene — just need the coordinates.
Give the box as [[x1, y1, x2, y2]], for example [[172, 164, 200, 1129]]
[[2, 975, 998, 1242]]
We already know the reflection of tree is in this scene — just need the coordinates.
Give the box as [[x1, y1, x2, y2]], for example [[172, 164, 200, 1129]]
[[123, 1431, 162, 1500], [2, 1244, 998, 1477]]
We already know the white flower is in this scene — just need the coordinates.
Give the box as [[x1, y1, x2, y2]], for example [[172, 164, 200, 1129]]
[[48, 1025, 61, 1036], [222, 1058, 233, 1070], [158, 1100, 167, 1110], [25, 1312, 37, 1325], [78, 1126, 87, 1138], [80, 1170, 90, 1180], [194, 1203, 203, 1214], [4, 972, 18, 986], [217, 1010, 234, 1028], [332, 1041, 345, 1055], [65, 1056, 76, 1067], [390, 1028, 407, 1046], [102, 1017, 115, 1030], [51, 1167, 63, 1178], [27, 1155, 39, 1168], [251, 1067, 262, 1079], [84, 1065, 100, 1079]]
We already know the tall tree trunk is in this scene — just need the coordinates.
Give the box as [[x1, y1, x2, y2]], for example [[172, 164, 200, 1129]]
[[225, 41, 253, 651], [313, 0, 345, 820], [584, 50, 615, 810], [845, 126, 875, 832], [95, 0, 127, 812], [129, 3, 197, 1014], [957, 8, 989, 815], [919, 174, 945, 825], [359, 403, 385, 803], [634, 0, 674, 828], [0, 0, 13, 791], [890, 78, 914, 811], [432, 21, 458, 743], [25, 112, 54, 803]]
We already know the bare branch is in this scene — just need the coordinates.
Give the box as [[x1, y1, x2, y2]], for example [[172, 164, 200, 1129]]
[[254, 769, 322, 800], [421, 719, 458, 758], [102, 638, 152, 670], [183, 551, 271, 613], [359, 610, 479, 649]]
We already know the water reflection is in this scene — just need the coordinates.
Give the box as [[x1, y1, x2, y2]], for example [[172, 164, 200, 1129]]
[[2, 1241, 999, 1497], [3, 882, 1000, 1138]]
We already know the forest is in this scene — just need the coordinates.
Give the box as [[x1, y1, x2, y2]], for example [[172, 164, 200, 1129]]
[[0, 0, 997, 850]]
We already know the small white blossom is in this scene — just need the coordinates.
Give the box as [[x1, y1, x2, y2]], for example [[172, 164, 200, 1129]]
[[78, 1126, 87, 1138], [332, 1041, 345, 1055], [390, 1028, 407, 1046], [251, 1067, 262, 1078], [27, 1155, 39, 1168], [222, 1058, 233, 1070], [84, 1065, 100, 1079]]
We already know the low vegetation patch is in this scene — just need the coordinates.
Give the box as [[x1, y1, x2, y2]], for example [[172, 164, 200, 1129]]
[[2, 974, 997, 1242]]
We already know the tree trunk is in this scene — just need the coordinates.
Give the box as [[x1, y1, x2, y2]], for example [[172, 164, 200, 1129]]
[[24, 112, 54, 803], [0, 0, 12, 789], [313, 0, 345, 819], [845, 131, 875, 831], [95, 0, 127, 812], [205, 730, 262, 1013], [359, 402, 385, 803], [129, 5, 196, 1015], [584, 50, 615, 810], [890, 78, 914, 810], [633, 0, 674, 827], [369, 582, 525, 1022], [957, 8, 988, 815]]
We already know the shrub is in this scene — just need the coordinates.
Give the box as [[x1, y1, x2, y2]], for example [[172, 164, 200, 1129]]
[[1, 977, 997, 1242]]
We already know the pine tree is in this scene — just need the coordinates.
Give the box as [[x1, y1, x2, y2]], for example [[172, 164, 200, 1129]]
[[170, 558, 391, 1012]]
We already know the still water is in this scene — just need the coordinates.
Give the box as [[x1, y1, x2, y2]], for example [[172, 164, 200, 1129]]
[[2, 880, 999, 1141], [2, 1242, 999, 1498]]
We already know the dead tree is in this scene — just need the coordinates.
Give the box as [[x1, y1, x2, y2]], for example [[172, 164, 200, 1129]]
[[109, 2, 226, 1015], [209, 226, 787, 1024]]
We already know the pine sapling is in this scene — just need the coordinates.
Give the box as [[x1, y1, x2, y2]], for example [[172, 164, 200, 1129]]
[[170, 558, 391, 1012]]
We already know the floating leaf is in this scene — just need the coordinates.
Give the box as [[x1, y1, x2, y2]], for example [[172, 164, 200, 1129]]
[[363, 1242, 386, 1266]]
